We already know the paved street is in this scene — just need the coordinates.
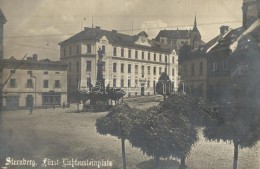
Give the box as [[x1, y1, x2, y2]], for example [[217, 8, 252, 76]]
[[1, 99, 260, 169]]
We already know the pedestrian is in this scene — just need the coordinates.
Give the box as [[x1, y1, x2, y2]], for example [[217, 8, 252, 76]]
[[53, 103, 55, 109], [63, 102, 65, 109], [29, 106, 33, 115]]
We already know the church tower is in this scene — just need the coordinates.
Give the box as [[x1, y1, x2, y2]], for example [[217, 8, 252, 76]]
[[242, 0, 260, 28], [190, 14, 202, 51], [0, 8, 7, 60]]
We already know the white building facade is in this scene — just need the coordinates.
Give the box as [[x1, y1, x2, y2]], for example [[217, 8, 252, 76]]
[[2, 56, 68, 110], [59, 27, 179, 101]]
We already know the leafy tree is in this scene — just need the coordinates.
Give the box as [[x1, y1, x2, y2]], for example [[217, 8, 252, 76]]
[[129, 105, 197, 169], [202, 101, 260, 169], [107, 86, 126, 105], [96, 103, 133, 169], [160, 94, 199, 168], [156, 72, 172, 101]]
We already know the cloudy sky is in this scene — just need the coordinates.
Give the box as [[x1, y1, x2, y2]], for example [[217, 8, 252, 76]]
[[1, 0, 243, 60]]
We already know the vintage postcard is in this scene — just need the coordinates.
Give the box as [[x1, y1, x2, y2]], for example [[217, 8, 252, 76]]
[[0, 0, 260, 169]]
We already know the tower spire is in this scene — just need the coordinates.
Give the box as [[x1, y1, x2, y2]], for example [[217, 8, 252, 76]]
[[194, 13, 197, 29], [193, 13, 199, 31]]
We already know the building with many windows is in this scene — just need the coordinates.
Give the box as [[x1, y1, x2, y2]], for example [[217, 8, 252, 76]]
[[155, 15, 204, 51], [59, 27, 179, 101], [1, 55, 68, 110]]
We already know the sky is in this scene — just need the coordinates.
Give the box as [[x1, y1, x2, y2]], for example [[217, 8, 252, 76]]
[[0, 0, 243, 60]]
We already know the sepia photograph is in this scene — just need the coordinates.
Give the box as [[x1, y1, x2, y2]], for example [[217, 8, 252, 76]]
[[0, 0, 260, 168]]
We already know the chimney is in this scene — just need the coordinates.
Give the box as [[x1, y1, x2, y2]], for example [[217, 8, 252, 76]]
[[220, 26, 229, 35], [112, 30, 117, 33], [32, 54, 38, 61]]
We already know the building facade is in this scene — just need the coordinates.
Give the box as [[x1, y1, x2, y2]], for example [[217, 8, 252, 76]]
[[155, 16, 204, 51], [59, 27, 179, 101], [242, 0, 260, 28], [2, 55, 68, 110]]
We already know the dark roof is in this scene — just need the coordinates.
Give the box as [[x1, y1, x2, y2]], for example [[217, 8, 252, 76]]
[[0, 8, 7, 23], [3, 56, 67, 67], [206, 27, 245, 54], [155, 29, 191, 41], [59, 27, 173, 53]]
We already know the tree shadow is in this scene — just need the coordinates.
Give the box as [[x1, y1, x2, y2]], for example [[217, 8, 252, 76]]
[[136, 159, 180, 169]]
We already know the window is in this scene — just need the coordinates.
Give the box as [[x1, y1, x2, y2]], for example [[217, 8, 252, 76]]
[[153, 67, 157, 75], [113, 47, 117, 56], [154, 53, 156, 61], [63, 48, 66, 57], [159, 67, 162, 74], [121, 48, 124, 57], [199, 62, 203, 76], [55, 80, 61, 88], [142, 52, 145, 60], [10, 70, 15, 74], [147, 66, 151, 75], [43, 80, 49, 88], [128, 64, 131, 73], [55, 72, 60, 74], [211, 62, 217, 71], [121, 63, 124, 73], [76, 61, 80, 72], [113, 63, 117, 72], [135, 65, 138, 74], [113, 79, 116, 87], [9, 79, 16, 88], [128, 50, 131, 58], [159, 55, 162, 62], [148, 53, 150, 60], [172, 56, 174, 63], [121, 79, 124, 87], [223, 61, 228, 70], [172, 68, 175, 76], [191, 63, 195, 76], [102, 45, 106, 54], [141, 66, 145, 75], [27, 71, 32, 75], [27, 79, 33, 88], [44, 71, 48, 75], [77, 45, 80, 54], [87, 44, 91, 54], [86, 61, 91, 71], [194, 41, 199, 50], [135, 51, 138, 59]]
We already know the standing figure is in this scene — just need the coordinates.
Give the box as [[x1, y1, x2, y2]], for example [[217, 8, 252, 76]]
[[29, 106, 33, 115]]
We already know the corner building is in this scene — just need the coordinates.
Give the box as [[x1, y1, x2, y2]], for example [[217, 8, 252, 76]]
[[59, 27, 179, 101]]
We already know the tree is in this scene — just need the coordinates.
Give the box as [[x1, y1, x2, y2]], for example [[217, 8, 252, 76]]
[[156, 72, 172, 101], [129, 105, 197, 169], [202, 101, 260, 169], [160, 94, 200, 168], [96, 103, 133, 169]]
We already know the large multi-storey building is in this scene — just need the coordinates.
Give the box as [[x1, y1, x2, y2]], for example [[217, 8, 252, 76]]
[[242, 0, 260, 28], [59, 27, 179, 101], [2, 55, 68, 110], [155, 16, 204, 51]]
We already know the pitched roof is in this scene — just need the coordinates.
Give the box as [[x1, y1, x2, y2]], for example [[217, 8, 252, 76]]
[[0, 8, 7, 24], [206, 27, 245, 54], [59, 27, 174, 53], [155, 29, 191, 41]]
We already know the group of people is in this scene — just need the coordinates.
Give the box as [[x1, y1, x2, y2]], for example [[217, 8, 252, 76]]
[[28, 102, 70, 115]]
